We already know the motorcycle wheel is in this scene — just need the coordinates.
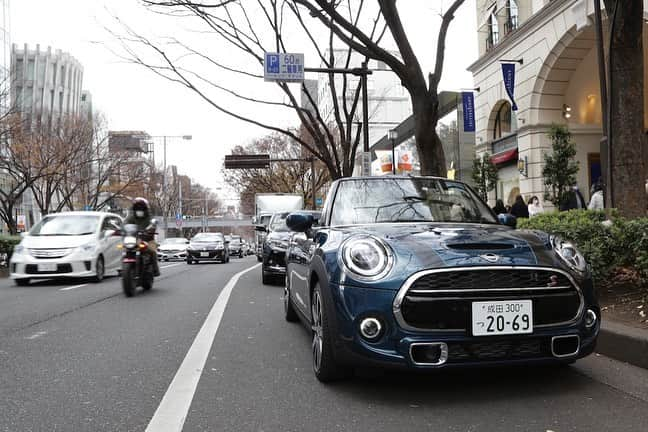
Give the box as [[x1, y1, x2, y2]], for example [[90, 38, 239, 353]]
[[122, 264, 136, 297]]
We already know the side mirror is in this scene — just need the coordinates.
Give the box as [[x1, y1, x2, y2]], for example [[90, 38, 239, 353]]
[[20, 232, 26, 238], [498, 213, 517, 228], [255, 225, 267, 232], [103, 229, 115, 238], [286, 212, 315, 233], [112, 229, 122, 237]]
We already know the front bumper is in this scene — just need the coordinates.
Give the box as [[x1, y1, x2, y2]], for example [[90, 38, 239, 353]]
[[10, 252, 100, 280], [159, 250, 187, 260], [187, 249, 227, 261], [327, 283, 600, 370], [263, 247, 286, 275]]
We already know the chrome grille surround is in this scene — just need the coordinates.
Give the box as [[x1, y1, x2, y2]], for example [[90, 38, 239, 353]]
[[29, 248, 74, 259], [393, 266, 584, 333]]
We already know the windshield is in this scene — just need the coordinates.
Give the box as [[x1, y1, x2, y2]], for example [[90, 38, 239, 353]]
[[30, 215, 100, 236], [192, 233, 223, 242], [229, 237, 241, 245], [330, 178, 497, 226], [258, 215, 272, 226], [162, 238, 188, 245], [269, 213, 290, 232]]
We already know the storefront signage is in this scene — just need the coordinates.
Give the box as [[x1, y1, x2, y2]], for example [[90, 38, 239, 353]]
[[461, 92, 476, 132], [501, 63, 518, 111]]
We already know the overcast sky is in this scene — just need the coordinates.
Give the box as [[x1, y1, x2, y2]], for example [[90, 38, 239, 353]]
[[11, 0, 477, 196]]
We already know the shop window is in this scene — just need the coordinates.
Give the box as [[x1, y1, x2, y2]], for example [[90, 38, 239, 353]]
[[505, 0, 519, 34], [493, 102, 512, 140]]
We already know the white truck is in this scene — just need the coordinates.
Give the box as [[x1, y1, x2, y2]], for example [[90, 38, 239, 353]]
[[254, 193, 304, 261]]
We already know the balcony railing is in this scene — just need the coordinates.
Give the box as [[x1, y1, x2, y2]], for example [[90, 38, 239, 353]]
[[491, 133, 518, 155]]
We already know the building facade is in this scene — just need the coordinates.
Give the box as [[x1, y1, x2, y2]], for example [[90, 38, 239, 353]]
[[11, 44, 84, 126], [469, 0, 648, 207], [0, 0, 9, 112]]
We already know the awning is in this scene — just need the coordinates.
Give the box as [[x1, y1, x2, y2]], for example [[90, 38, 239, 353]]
[[491, 148, 518, 165]]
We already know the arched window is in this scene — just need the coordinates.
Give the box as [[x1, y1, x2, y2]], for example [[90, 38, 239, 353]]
[[506, 0, 519, 33], [489, 11, 499, 45], [493, 102, 512, 139]]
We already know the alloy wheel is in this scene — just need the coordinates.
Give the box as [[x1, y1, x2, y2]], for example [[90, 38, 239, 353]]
[[311, 291, 323, 372]]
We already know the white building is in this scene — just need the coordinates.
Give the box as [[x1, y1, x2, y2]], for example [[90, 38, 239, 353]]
[[0, 0, 9, 112], [11, 44, 84, 127], [316, 49, 411, 149], [469, 0, 648, 207]]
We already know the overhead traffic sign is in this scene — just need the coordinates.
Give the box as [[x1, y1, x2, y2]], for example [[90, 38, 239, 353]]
[[224, 154, 271, 169], [264, 52, 304, 82]]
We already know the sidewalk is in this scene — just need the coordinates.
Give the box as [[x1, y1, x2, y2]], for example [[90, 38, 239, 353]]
[[597, 319, 648, 370]]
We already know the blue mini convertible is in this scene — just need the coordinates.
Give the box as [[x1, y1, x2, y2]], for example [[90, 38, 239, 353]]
[[284, 176, 600, 382]]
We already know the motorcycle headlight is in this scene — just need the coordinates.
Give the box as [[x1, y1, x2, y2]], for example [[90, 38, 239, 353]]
[[551, 235, 587, 273], [123, 236, 137, 248], [341, 236, 393, 280], [78, 242, 97, 253]]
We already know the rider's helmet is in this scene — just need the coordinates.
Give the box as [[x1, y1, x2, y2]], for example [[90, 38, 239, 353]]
[[132, 197, 150, 219]]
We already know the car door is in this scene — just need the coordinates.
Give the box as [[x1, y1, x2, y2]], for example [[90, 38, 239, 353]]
[[288, 224, 321, 317], [101, 216, 122, 272]]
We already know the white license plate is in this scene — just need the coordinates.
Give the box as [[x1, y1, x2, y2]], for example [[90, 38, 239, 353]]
[[200, 252, 210, 257], [472, 300, 533, 336], [37, 263, 58, 272]]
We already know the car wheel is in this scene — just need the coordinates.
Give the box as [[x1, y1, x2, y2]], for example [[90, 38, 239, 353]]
[[186, 257, 193, 265], [262, 267, 271, 285], [257, 255, 262, 262], [311, 283, 350, 382], [14, 278, 30, 286], [92, 256, 105, 283], [284, 285, 299, 322]]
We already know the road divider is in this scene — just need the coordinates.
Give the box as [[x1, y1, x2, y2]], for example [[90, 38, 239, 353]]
[[145, 262, 261, 432]]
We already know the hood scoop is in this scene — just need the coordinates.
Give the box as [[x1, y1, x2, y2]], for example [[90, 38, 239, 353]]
[[446, 243, 515, 250]]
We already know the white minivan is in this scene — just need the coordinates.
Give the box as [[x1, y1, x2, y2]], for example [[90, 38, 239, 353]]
[[9, 211, 123, 286]]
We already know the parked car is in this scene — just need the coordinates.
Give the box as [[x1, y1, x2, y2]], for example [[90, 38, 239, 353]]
[[186, 232, 229, 264], [9, 211, 123, 286], [284, 176, 600, 382], [158, 237, 190, 261], [240, 240, 250, 256], [227, 235, 244, 258], [260, 211, 320, 285]]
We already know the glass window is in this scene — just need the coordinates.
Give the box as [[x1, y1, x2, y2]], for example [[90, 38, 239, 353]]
[[30, 215, 100, 236], [493, 102, 512, 139], [489, 12, 499, 45], [192, 233, 224, 242], [269, 212, 290, 232], [330, 178, 496, 226]]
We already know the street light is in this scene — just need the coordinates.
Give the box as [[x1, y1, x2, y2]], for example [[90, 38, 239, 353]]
[[388, 129, 398, 175]]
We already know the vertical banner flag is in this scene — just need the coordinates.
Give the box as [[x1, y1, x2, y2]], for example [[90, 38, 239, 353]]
[[461, 92, 476, 132], [501, 63, 518, 111], [380, 153, 393, 173], [398, 151, 413, 172]]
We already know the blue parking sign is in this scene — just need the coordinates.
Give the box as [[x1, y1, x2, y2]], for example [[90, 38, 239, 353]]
[[266, 53, 280, 74]]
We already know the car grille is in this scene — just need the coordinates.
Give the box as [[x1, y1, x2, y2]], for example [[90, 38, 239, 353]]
[[396, 268, 582, 332], [29, 248, 73, 259], [446, 337, 550, 363], [266, 250, 286, 268], [25, 264, 73, 274]]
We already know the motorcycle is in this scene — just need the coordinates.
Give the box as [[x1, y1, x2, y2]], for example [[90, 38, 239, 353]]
[[121, 220, 157, 297]]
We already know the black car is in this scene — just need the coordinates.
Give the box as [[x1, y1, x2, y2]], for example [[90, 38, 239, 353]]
[[186, 232, 230, 264], [284, 176, 600, 382], [260, 211, 319, 285]]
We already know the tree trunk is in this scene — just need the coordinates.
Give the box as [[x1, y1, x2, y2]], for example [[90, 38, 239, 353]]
[[412, 95, 446, 176], [605, 0, 647, 216]]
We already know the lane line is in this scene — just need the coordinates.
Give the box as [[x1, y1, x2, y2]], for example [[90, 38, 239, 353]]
[[59, 284, 89, 291], [145, 263, 261, 432], [160, 263, 184, 269]]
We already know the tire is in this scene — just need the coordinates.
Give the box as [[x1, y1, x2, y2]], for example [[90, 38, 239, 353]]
[[92, 256, 105, 283], [225, 255, 230, 263], [311, 283, 350, 382], [14, 278, 30, 286], [122, 264, 136, 297], [284, 285, 299, 322], [141, 271, 153, 291], [186, 257, 193, 265], [257, 255, 262, 262], [262, 268, 271, 285]]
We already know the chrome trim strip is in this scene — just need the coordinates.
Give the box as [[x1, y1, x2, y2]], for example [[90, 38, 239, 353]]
[[409, 342, 448, 366], [551, 335, 580, 358], [409, 285, 573, 294], [393, 266, 585, 333]]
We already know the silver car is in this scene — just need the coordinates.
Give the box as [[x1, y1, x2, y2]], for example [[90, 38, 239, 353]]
[[9, 211, 123, 286], [158, 237, 190, 261]]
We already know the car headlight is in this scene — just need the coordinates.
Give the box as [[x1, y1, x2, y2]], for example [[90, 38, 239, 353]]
[[341, 236, 393, 280], [123, 236, 137, 248], [551, 235, 587, 273], [13, 244, 24, 254], [78, 242, 97, 253], [215, 242, 224, 249], [269, 239, 289, 250]]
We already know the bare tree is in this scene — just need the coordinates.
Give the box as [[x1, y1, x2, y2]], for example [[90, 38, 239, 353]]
[[110, 0, 389, 179]]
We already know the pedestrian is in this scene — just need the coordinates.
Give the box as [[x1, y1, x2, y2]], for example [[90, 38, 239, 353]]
[[527, 196, 544, 217], [510, 195, 529, 219], [492, 199, 507, 215], [588, 181, 604, 210], [559, 184, 586, 211]]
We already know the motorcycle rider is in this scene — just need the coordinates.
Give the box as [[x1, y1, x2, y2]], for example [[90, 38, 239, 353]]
[[124, 197, 160, 277]]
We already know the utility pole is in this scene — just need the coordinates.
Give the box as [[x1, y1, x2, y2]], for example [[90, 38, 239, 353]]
[[361, 61, 370, 176]]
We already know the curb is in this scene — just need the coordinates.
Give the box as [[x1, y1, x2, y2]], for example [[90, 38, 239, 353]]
[[596, 320, 648, 370]]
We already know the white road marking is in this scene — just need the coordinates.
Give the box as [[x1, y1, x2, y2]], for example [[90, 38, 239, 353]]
[[145, 263, 261, 432], [160, 263, 184, 269], [59, 284, 88, 291], [26, 331, 48, 340]]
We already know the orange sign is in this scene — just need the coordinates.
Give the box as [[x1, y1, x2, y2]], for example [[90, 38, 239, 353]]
[[398, 151, 413, 172], [379, 153, 393, 173]]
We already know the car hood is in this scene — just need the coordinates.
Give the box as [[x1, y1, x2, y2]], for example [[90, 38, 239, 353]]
[[331, 223, 557, 268], [266, 231, 291, 242], [159, 244, 187, 251], [20, 234, 96, 249]]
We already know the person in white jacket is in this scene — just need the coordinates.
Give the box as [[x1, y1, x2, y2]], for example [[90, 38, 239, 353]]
[[528, 196, 544, 217], [588, 182, 604, 210]]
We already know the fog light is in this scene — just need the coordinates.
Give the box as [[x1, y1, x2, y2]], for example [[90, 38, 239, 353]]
[[585, 309, 597, 328], [359, 317, 382, 340]]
